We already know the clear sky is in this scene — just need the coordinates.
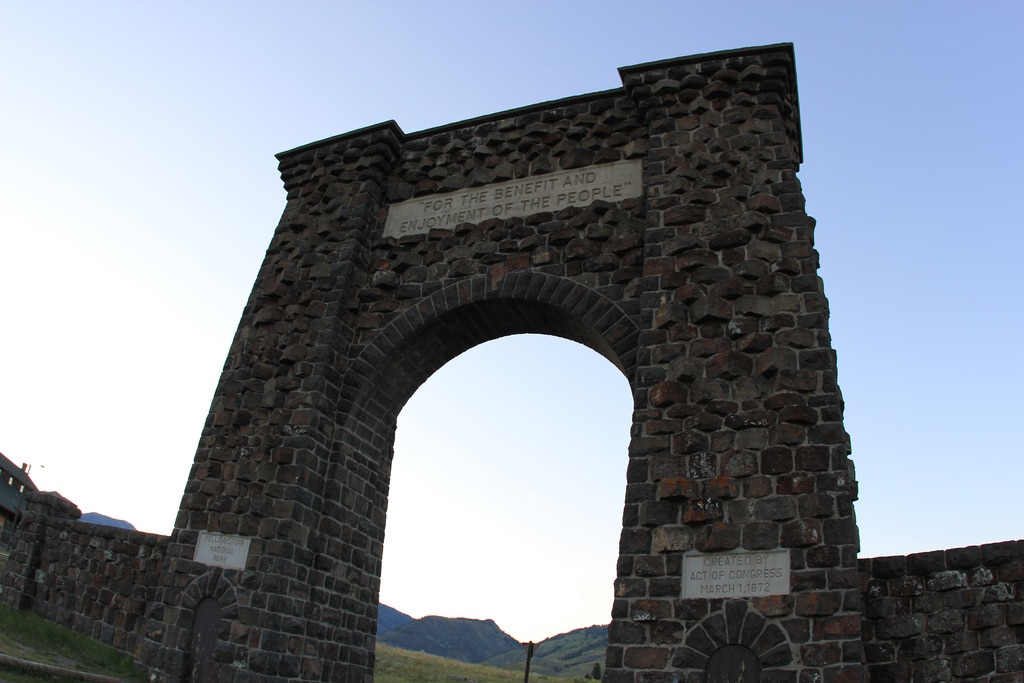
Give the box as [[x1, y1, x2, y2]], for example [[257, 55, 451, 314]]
[[2, 1, 1022, 643]]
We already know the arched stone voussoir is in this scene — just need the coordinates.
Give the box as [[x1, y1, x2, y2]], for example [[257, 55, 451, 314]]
[[180, 568, 240, 619], [343, 271, 640, 432]]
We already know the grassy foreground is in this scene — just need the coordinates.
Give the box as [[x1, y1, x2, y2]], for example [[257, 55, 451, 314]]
[[0, 617, 572, 683], [0, 607, 579, 683], [0, 554, 582, 682], [0, 602, 145, 681], [375, 643, 582, 683]]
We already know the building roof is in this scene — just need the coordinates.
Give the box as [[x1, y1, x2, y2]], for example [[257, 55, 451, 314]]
[[0, 450, 38, 492]]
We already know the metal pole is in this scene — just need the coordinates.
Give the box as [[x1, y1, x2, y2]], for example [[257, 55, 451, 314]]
[[523, 641, 535, 683]]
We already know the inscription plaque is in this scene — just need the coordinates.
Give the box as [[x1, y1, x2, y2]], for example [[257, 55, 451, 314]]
[[384, 159, 642, 237], [682, 549, 790, 598], [194, 531, 251, 570]]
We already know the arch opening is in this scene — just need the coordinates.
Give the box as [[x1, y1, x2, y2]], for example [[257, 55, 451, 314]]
[[706, 645, 760, 683], [376, 332, 633, 656]]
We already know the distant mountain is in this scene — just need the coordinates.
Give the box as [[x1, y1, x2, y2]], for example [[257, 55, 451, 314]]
[[485, 624, 607, 677], [377, 615, 520, 663], [80, 512, 136, 530], [377, 604, 414, 635], [375, 609, 608, 676]]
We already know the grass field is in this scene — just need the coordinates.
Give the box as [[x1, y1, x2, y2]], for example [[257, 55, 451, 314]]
[[376, 644, 581, 683], [0, 602, 144, 681]]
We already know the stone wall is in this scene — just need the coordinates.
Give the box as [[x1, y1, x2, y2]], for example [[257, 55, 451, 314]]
[[4, 499, 1023, 682], [860, 541, 1024, 682], [0, 491, 168, 660]]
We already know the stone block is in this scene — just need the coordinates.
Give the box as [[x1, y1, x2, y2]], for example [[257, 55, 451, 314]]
[[706, 350, 753, 380], [754, 497, 798, 521], [742, 522, 779, 550], [997, 645, 1024, 673], [623, 646, 669, 669], [694, 522, 741, 551], [967, 603, 1004, 630], [658, 477, 699, 500], [911, 658, 952, 682], [796, 592, 843, 618], [781, 520, 822, 547], [683, 498, 723, 524], [875, 614, 925, 640], [652, 526, 694, 553], [952, 650, 995, 678], [897, 634, 943, 661], [640, 500, 680, 526], [927, 570, 967, 592]]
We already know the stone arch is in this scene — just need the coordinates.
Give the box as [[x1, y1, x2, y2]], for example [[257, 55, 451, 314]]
[[310, 273, 640, 654], [340, 271, 639, 449], [151, 44, 866, 682], [675, 600, 793, 672], [177, 570, 240, 681], [180, 569, 240, 616]]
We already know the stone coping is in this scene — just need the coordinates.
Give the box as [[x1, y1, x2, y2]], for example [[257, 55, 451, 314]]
[[276, 42, 799, 161]]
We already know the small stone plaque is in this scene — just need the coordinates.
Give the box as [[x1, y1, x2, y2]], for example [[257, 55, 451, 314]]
[[383, 159, 642, 237], [194, 531, 251, 570], [682, 549, 790, 598]]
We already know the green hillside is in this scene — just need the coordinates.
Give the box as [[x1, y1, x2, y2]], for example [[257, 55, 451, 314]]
[[484, 625, 607, 678], [376, 609, 607, 680], [379, 615, 521, 663]]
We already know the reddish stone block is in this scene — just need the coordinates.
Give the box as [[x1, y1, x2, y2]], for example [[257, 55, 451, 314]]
[[753, 594, 795, 617], [622, 645, 669, 669], [649, 380, 686, 406], [813, 614, 862, 639], [657, 477, 699, 500], [797, 592, 843, 617]]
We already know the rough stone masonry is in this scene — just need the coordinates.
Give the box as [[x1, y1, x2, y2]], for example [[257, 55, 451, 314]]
[[3, 43, 1023, 683]]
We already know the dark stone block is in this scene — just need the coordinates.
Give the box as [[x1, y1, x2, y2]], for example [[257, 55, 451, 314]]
[[866, 662, 913, 683], [743, 522, 779, 550], [864, 557, 905, 581], [896, 634, 943, 660], [671, 646, 709, 669], [996, 645, 1024, 673], [981, 540, 1024, 566], [875, 614, 924, 640], [801, 641, 841, 667], [912, 659, 953, 682], [945, 545, 981, 569], [684, 624, 716, 658], [952, 650, 995, 677], [863, 642, 895, 664], [752, 622, 787, 658]]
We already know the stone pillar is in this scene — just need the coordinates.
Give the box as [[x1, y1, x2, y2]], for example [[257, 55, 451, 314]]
[[147, 123, 404, 682], [606, 45, 865, 682]]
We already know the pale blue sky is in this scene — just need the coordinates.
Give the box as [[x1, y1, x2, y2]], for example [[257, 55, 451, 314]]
[[1, 1, 1022, 642]]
